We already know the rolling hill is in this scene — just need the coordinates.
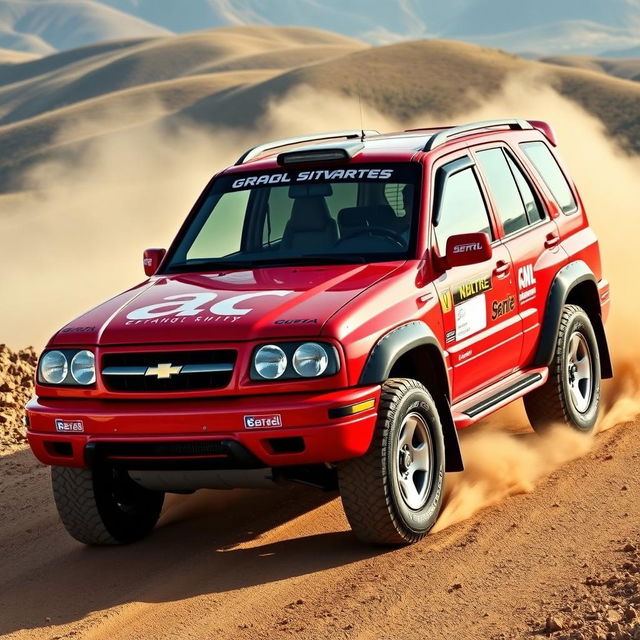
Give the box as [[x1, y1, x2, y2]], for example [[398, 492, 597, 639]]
[[0, 0, 168, 55], [542, 54, 640, 82], [0, 25, 638, 195]]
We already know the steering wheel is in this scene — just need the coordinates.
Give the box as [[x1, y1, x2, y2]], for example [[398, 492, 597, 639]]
[[337, 227, 406, 249]]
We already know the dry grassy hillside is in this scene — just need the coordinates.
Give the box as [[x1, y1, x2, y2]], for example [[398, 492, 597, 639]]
[[542, 54, 640, 82], [0, 27, 639, 194]]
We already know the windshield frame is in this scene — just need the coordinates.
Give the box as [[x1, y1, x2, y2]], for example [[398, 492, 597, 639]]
[[161, 162, 423, 274]]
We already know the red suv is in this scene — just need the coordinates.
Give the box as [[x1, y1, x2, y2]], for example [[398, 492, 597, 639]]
[[26, 120, 612, 545]]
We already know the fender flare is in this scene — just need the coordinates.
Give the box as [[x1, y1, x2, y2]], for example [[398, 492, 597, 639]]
[[360, 321, 463, 472], [533, 260, 613, 378]]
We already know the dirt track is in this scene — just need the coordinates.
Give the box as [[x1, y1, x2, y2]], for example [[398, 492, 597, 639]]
[[1, 414, 638, 640]]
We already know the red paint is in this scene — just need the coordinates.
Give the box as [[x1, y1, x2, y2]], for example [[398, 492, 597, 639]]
[[26, 123, 610, 472]]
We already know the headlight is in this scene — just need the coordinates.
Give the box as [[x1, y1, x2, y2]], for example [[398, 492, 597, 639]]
[[39, 351, 68, 384], [70, 350, 96, 385], [292, 343, 328, 377], [254, 345, 287, 379], [251, 342, 339, 381]]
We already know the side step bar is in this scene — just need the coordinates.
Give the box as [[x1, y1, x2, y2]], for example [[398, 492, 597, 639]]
[[452, 368, 548, 428]]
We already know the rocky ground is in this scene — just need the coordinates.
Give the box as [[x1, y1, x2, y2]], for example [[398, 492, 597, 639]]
[[523, 541, 640, 640], [0, 344, 36, 452]]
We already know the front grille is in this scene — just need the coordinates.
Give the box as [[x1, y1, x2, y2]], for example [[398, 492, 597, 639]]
[[101, 350, 236, 392]]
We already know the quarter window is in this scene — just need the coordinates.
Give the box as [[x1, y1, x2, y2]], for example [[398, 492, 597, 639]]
[[520, 141, 577, 214], [434, 166, 492, 251]]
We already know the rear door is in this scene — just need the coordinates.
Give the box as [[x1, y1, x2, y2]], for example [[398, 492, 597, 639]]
[[430, 155, 522, 400], [472, 144, 566, 366]]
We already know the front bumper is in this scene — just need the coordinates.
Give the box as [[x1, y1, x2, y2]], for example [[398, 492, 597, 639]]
[[26, 386, 380, 469]]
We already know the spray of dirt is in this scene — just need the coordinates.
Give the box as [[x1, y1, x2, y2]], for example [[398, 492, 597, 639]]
[[0, 74, 639, 528]]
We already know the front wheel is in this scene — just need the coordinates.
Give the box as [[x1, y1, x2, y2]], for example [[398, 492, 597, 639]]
[[524, 304, 601, 433], [51, 465, 164, 545], [338, 378, 445, 545]]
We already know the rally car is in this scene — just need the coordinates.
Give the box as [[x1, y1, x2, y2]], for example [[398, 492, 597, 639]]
[[26, 120, 612, 545]]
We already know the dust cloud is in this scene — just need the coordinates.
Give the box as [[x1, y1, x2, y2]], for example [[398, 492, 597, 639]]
[[0, 89, 398, 349]]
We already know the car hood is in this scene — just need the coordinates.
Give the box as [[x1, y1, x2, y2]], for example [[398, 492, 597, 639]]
[[50, 263, 404, 346]]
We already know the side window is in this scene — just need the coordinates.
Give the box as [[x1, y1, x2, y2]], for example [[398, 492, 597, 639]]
[[505, 154, 545, 224], [520, 141, 577, 214], [476, 148, 529, 236], [325, 182, 358, 219], [434, 166, 492, 251]]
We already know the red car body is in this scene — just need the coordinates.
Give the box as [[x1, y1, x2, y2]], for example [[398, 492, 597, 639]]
[[26, 120, 612, 481]]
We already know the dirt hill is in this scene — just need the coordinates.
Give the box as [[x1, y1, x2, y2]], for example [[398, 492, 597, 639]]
[[0, 344, 35, 452]]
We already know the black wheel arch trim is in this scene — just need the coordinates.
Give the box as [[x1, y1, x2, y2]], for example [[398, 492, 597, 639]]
[[359, 321, 463, 472], [534, 260, 613, 378]]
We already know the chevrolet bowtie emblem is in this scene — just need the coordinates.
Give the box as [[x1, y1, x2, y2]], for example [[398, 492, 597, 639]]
[[145, 363, 183, 379]]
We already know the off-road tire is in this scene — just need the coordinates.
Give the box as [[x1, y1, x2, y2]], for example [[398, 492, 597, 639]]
[[338, 378, 445, 545], [52, 465, 164, 545], [524, 304, 601, 433]]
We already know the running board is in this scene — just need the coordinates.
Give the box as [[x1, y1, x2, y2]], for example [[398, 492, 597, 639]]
[[452, 367, 548, 428]]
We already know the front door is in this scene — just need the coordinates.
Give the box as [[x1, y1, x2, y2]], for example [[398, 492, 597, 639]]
[[431, 156, 522, 400]]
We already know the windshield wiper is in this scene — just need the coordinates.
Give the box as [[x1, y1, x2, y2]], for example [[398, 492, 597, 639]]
[[167, 254, 368, 272], [252, 254, 367, 266], [166, 260, 258, 273]]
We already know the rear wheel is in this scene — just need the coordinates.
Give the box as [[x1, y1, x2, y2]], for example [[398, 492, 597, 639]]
[[338, 378, 445, 545], [524, 304, 601, 433], [51, 465, 164, 545]]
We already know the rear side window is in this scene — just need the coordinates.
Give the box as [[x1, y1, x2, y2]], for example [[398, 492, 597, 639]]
[[520, 141, 577, 213], [434, 167, 492, 251], [476, 148, 529, 235]]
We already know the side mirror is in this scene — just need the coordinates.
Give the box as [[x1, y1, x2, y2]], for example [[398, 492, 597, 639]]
[[143, 248, 166, 276], [444, 232, 492, 269]]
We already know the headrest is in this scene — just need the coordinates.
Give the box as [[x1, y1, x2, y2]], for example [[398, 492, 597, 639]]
[[288, 183, 333, 198], [289, 198, 331, 231]]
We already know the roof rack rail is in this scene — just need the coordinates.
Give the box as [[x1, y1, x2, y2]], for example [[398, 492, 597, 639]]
[[423, 119, 533, 151], [235, 130, 379, 165]]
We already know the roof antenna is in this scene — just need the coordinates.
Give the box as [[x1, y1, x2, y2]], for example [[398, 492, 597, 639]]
[[358, 86, 365, 141]]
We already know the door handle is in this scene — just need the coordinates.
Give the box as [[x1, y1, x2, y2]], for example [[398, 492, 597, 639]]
[[494, 260, 510, 278], [544, 232, 560, 249]]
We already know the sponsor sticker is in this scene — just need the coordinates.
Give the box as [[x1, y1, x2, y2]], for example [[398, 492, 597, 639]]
[[452, 241, 482, 254], [243, 414, 283, 429], [491, 295, 516, 320], [517, 264, 537, 303], [439, 289, 453, 314], [453, 275, 492, 305], [455, 293, 487, 340], [518, 264, 537, 290], [55, 419, 84, 433], [231, 168, 395, 189], [445, 329, 456, 344]]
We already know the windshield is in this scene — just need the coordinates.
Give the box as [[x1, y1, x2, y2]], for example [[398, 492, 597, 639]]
[[164, 163, 421, 272]]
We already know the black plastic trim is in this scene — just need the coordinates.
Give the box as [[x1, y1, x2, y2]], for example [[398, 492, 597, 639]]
[[464, 373, 542, 418], [534, 260, 613, 378], [84, 440, 266, 470]]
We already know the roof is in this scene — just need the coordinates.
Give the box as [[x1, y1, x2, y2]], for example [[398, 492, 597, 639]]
[[223, 120, 551, 173]]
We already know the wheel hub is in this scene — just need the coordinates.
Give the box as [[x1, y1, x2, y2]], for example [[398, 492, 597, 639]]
[[566, 331, 593, 414], [395, 412, 434, 510], [399, 445, 413, 474]]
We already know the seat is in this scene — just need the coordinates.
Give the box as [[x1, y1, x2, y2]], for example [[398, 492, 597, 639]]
[[338, 207, 368, 237], [281, 196, 338, 252]]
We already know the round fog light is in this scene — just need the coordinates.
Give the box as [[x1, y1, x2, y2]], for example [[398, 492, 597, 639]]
[[70, 350, 96, 385], [40, 351, 68, 384], [293, 343, 328, 377], [254, 345, 287, 379]]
